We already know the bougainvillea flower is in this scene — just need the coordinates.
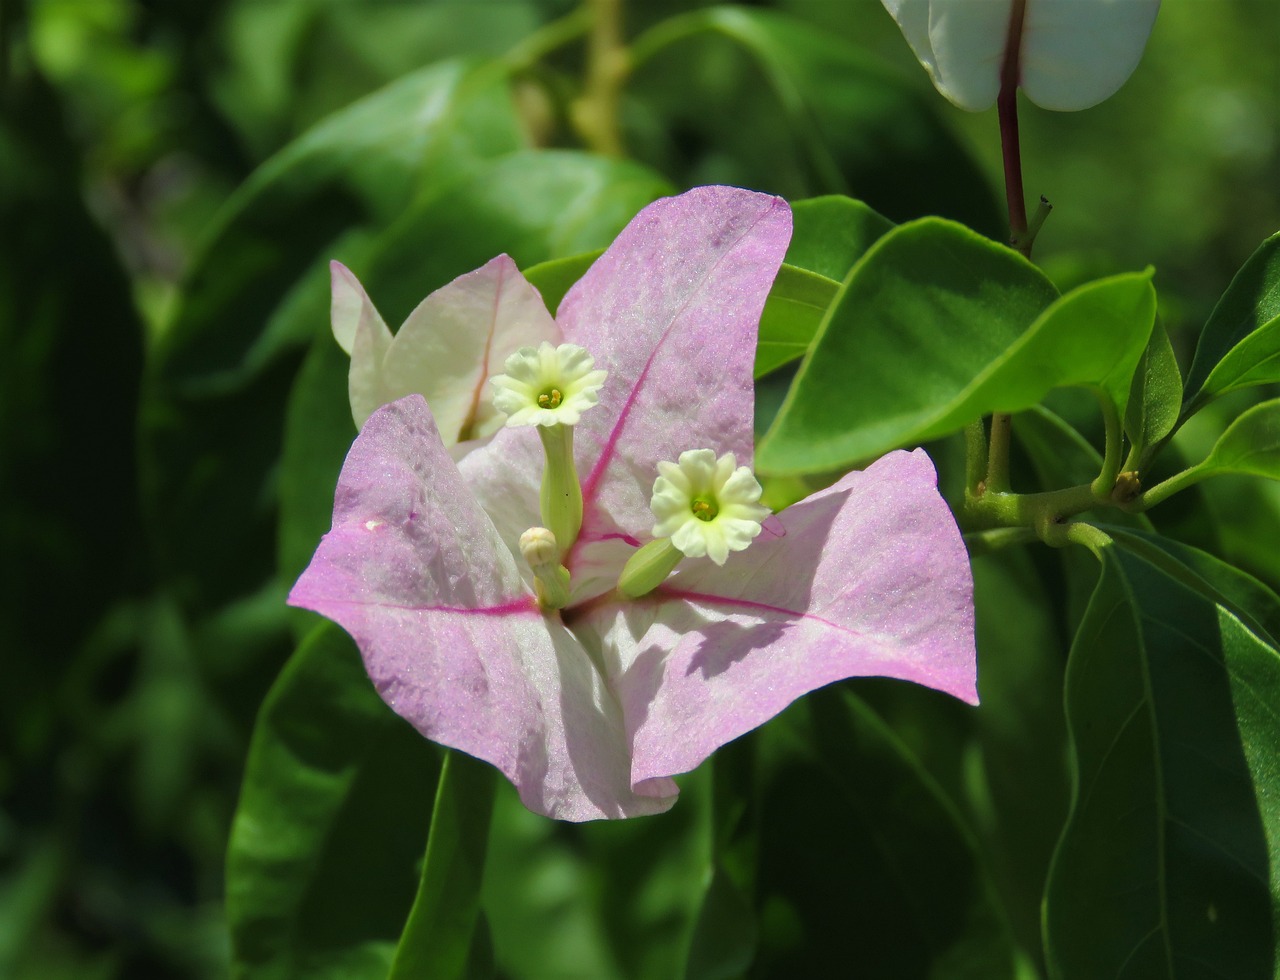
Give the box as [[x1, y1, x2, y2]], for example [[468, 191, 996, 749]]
[[291, 186, 977, 820], [330, 254, 559, 439], [882, 0, 1160, 111]]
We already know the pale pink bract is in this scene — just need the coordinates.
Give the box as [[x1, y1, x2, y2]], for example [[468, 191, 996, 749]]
[[290, 186, 977, 820]]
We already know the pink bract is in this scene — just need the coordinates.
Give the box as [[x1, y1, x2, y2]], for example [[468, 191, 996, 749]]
[[290, 186, 977, 820]]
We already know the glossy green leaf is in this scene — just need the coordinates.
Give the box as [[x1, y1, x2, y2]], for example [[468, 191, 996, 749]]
[[750, 687, 1019, 977], [1201, 398, 1280, 481], [143, 60, 524, 609], [786, 195, 895, 281], [523, 250, 602, 314], [226, 623, 441, 979], [757, 218, 1059, 474], [1125, 319, 1183, 455], [277, 151, 672, 592], [751, 196, 894, 378], [755, 265, 839, 377], [1184, 232, 1280, 410], [945, 271, 1156, 430], [1044, 543, 1280, 978], [389, 751, 497, 980]]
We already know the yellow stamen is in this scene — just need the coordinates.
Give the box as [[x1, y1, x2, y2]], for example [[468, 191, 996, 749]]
[[537, 388, 564, 409], [691, 498, 718, 522]]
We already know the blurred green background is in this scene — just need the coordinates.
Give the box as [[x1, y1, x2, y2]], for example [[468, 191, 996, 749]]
[[2, 0, 1277, 976]]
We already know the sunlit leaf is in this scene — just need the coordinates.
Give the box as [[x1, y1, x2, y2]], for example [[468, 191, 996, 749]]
[[1125, 319, 1183, 455], [755, 265, 839, 377], [757, 218, 1059, 474], [787, 195, 894, 281], [1201, 398, 1280, 481], [755, 196, 894, 377]]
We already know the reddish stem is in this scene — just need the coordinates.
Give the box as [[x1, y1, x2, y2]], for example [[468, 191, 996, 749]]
[[998, 0, 1029, 256]]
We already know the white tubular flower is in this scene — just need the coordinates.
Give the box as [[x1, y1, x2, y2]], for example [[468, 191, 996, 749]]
[[651, 450, 770, 566], [490, 342, 607, 427]]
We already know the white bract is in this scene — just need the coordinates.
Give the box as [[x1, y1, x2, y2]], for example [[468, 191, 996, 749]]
[[491, 342, 608, 427], [882, 0, 1161, 111], [651, 450, 769, 566]]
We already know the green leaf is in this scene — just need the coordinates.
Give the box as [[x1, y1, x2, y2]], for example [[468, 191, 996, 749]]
[[1125, 319, 1184, 455], [1012, 407, 1105, 487], [629, 8, 1000, 231], [142, 60, 524, 609], [523, 250, 602, 314], [482, 777, 710, 979], [757, 218, 1059, 474], [755, 265, 839, 377], [277, 151, 671, 591], [751, 687, 1019, 977], [682, 737, 760, 979], [1044, 543, 1280, 977], [389, 751, 497, 980], [1201, 398, 1280, 481], [1107, 528, 1280, 647], [945, 271, 1156, 429], [787, 195, 895, 281], [215, 0, 543, 156], [751, 196, 894, 378], [226, 623, 441, 979], [1184, 232, 1280, 410]]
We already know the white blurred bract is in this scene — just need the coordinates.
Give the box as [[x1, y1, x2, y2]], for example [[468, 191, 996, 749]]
[[882, 0, 1160, 111]]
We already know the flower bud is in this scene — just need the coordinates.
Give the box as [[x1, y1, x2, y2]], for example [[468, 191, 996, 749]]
[[519, 527, 572, 610], [618, 538, 684, 600]]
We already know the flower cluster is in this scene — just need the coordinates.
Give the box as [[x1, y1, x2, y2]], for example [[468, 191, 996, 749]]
[[290, 186, 977, 820]]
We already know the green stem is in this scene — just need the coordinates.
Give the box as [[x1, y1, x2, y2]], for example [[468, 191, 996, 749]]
[[539, 424, 584, 553], [1038, 520, 1113, 556], [1090, 388, 1124, 497], [1135, 463, 1209, 510], [967, 482, 1102, 532], [504, 6, 592, 72], [964, 418, 988, 497], [986, 412, 1013, 494], [963, 526, 1038, 557], [573, 0, 629, 156]]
